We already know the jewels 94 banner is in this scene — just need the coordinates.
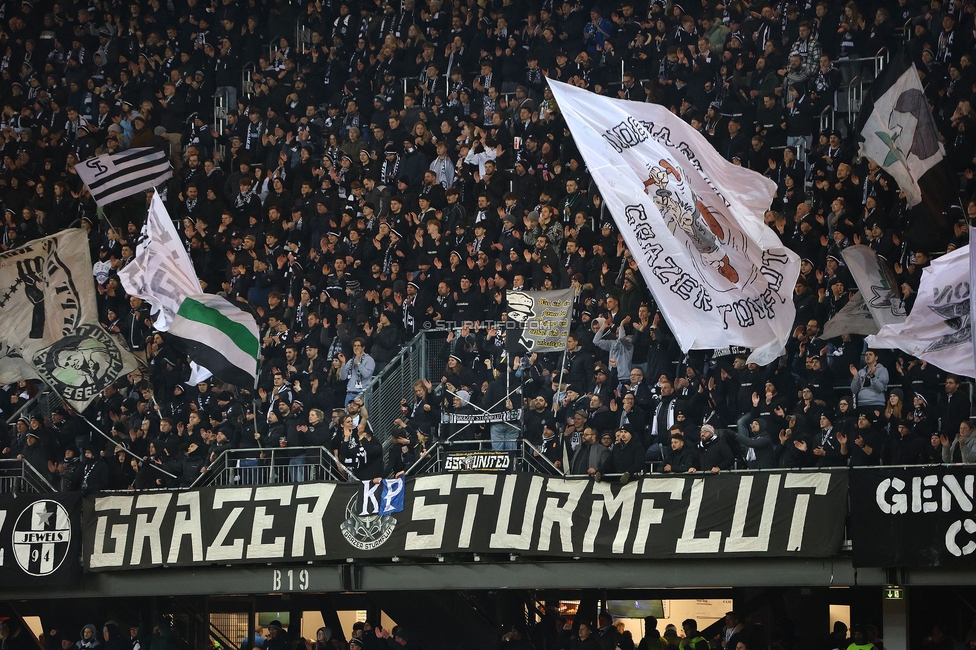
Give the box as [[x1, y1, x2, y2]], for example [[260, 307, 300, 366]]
[[82, 471, 847, 571], [0, 492, 81, 585]]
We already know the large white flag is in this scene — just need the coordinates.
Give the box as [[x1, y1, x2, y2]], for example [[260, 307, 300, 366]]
[[548, 80, 799, 365], [118, 193, 260, 387], [0, 230, 138, 410], [117, 192, 201, 330], [841, 245, 907, 328], [868, 246, 974, 376]]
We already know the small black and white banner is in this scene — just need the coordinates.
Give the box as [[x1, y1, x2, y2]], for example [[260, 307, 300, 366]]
[[444, 451, 513, 472], [0, 493, 81, 585], [82, 470, 847, 571], [850, 466, 976, 566], [75, 148, 173, 206], [441, 409, 522, 424]]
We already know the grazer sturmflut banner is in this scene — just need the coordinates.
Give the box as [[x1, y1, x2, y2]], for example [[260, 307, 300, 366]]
[[0, 492, 81, 585], [850, 465, 976, 567], [82, 471, 847, 571]]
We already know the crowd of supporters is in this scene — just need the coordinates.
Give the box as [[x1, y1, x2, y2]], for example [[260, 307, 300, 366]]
[[1, 0, 976, 491], [3, 609, 975, 650]]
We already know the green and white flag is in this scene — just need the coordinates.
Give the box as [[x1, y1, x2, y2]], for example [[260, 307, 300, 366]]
[[118, 193, 259, 387]]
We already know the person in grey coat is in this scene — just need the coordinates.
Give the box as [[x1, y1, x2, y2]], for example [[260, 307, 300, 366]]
[[736, 414, 776, 468], [849, 349, 888, 410], [569, 427, 610, 475]]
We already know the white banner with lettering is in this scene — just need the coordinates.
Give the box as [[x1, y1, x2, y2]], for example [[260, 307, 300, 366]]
[[548, 80, 799, 365]]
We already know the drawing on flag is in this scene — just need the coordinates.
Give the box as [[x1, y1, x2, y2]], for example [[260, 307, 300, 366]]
[[75, 148, 172, 206], [505, 289, 575, 354], [0, 230, 137, 410], [547, 79, 799, 365], [868, 245, 974, 376], [117, 193, 260, 387], [822, 292, 880, 339], [840, 245, 907, 328]]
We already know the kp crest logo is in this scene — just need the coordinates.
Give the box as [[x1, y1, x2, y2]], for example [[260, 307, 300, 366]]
[[340, 479, 405, 551], [31, 324, 124, 404], [12, 500, 72, 577]]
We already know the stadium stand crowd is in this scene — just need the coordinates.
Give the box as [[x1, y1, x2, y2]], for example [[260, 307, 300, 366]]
[[4, 612, 949, 650], [0, 0, 975, 492]]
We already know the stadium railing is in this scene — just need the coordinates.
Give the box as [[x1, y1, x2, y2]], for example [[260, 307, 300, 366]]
[[192, 445, 357, 488], [0, 458, 58, 494]]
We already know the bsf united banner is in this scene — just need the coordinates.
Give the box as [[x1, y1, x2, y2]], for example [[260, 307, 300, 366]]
[[444, 451, 513, 472], [82, 471, 846, 571], [850, 466, 976, 567], [548, 80, 799, 365], [0, 493, 81, 586]]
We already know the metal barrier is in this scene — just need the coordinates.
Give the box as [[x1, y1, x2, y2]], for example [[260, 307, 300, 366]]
[[359, 330, 450, 465], [241, 61, 255, 99], [193, 446, 356, 488], [818, 104, 834, 137], [873, 47, 890, 77], [404, 439, 563, 476], [296, 18, 312, 54], [5, 389, 64, 426], [0, 459, 57, 494], [359, 332, 427, 464], [846, 76, 862, 117]]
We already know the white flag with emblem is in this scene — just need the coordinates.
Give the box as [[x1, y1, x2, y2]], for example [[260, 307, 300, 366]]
[[548, 80, 800, 365], [856, 57, 944, 208], [868, 246, 974, 376]]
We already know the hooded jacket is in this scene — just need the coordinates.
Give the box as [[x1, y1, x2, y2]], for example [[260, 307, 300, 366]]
[[76, 626, 101, 650], [735, 415, 775, 469], [102, 624, 127, 650]]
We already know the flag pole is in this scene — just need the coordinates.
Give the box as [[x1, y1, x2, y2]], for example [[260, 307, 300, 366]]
[[81, 416, 178, 479], [552, 287, 577, 416]]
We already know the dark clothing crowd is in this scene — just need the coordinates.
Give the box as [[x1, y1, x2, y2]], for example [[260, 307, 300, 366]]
[[1, 0, 975, 491]]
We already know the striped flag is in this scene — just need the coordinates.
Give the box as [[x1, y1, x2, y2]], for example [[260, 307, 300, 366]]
[[169, 295, 261, 387], [118, 193, 260, 387], [75, 148, 173, 206]]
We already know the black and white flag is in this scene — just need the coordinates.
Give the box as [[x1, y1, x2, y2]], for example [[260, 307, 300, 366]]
[[75, 148, 172, 206], [856, 54, 958, 249], [856, 56, 943, 208]]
